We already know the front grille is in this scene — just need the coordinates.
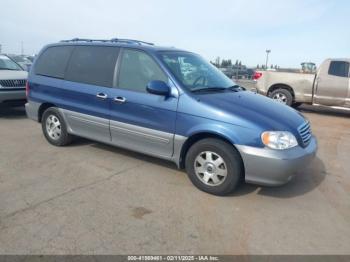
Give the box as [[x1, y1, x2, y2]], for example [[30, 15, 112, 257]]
[[298, 121, 312, 147], [0, 79, 26, 88]]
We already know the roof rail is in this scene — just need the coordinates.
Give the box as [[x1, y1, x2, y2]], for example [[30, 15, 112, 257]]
[[60, 38, 110, 43], [110, 38, 154, 45], [60, 38, 154, 46]]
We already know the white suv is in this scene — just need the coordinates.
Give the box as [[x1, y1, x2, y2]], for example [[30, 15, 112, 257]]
[[0, 54, 28, 106]]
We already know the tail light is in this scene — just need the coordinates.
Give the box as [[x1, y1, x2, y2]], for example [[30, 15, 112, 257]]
[[26, 81, 29, 97], [253, 72, 263, 80]]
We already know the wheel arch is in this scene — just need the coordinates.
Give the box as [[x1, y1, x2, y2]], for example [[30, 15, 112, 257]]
[[268, 84, 295, 99], [178, 131, 244, 173], [38, 102, 56, 122]]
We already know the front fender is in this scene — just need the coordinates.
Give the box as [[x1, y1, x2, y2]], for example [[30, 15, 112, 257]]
[[175, 112, 262, 147]]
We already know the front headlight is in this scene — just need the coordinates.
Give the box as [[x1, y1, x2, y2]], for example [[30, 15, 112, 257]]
[[261, 131, 298, 150]]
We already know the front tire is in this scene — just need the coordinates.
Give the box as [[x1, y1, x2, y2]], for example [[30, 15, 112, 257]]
[[185, 138, 244, 196], [269, 88, 293, 106], [41, 107, 72, 146]]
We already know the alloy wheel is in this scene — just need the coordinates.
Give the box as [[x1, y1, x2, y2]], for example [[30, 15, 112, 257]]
[[194, 151, 228, 186], [46, 115, 61, 140], [272, 92, 288, 104]]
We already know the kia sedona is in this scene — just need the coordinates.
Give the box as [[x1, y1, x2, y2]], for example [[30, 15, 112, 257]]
[[25, 38, 317, 196]]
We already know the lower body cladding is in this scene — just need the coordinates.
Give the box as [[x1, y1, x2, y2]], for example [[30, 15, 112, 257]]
[[60, 108, 175, 159], [0, 89, 26, 105], [236, 137, 317, 186]]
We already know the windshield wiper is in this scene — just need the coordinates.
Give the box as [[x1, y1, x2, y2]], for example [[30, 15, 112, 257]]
[[0, 67, 18, 70], [191, 87, 227, 93], [191, 85, 245, 93], [228, 85, 246, 91]]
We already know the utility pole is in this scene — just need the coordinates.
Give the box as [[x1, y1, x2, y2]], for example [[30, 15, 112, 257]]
[[21, 41, 24, 55], [265, 49, 271, 69], [0, 44, 2, 54]]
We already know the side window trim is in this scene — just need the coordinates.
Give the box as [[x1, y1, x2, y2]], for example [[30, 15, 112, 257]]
[[63, 46, 76, 80], [36, 73, 64, 80], [114, 47, 169, 92], [113, 47, 124, 89]]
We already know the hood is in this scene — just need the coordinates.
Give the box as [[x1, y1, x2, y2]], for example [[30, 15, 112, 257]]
[[0, 70, 28, 80], [187, 90, 306, 134]]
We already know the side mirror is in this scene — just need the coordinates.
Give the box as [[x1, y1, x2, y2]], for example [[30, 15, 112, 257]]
[[146, 80, 170, 96]]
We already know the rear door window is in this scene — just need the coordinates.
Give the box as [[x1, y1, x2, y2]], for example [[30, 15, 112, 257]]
[[117, 49, 167, 92], [328, 61, 349, 78], [35, 46, 74, 78], [65, 46, 119, 87]]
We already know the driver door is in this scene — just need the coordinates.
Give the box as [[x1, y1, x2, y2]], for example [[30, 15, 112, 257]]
[[109, 48, 178, 158], [314, 60, 349, 106]]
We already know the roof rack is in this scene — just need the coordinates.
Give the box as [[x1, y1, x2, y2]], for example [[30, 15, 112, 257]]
[[60, 38, 154, 46], [60, 38, 109, 43], [110, 38, 154, 45]]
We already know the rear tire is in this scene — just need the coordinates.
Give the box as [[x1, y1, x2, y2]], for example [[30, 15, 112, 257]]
[[185, 138, 243, 196], [41, 107, 73, 146], [269, 88, 293, 106]]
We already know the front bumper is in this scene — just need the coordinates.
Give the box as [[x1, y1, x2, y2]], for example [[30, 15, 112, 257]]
[[236, 136, 317, 186], [0, 89, 26, 104], [251, 88, 267, 96]]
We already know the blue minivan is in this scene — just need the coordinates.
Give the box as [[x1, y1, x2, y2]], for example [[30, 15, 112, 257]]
[[25, 38, 317, 195]]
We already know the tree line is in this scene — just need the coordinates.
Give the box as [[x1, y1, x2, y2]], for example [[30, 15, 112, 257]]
[[210, 57, 280, 69]]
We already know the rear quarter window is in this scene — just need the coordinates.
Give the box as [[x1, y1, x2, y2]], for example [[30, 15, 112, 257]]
[[35, 46, 74, 78], [65, 46, 119, 87], [328, 61, 349, 78]]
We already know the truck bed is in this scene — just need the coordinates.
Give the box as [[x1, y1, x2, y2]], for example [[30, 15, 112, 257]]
[[256, 71, 315, 103]]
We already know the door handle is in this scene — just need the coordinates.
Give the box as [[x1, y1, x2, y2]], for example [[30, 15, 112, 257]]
[[114, 96, 126, 103], [96, 93, 108, 99]]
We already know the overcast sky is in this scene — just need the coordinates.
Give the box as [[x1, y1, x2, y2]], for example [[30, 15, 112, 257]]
[[1, 0, 349, 67]]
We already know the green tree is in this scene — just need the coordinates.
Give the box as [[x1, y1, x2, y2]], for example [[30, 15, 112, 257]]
[[221, 59, 225, 67], [215, 57, 220, 67]]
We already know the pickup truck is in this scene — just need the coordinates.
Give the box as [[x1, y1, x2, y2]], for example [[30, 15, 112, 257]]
[[254, 59, 350, 109]]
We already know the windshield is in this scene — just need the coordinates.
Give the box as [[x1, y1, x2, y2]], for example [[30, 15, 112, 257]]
[[0, 55, 23, 70], [158, 51, 236, 92]]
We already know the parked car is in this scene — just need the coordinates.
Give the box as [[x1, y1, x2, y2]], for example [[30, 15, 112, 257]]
[[0, 54, 28, 106], [221, 66, 255, 80], [25, 38, 317, 195], [254, 59, 350, 108], [25, 55, 36, 63], [7, 54, 32, 71]]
